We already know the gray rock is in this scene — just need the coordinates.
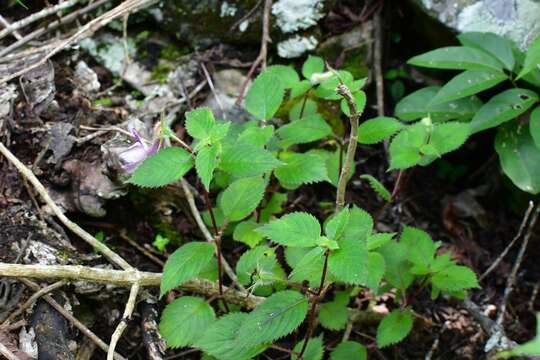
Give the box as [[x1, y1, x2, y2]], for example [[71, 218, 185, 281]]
[[201, 69, 252, 122], [413, 0, 540, 49]]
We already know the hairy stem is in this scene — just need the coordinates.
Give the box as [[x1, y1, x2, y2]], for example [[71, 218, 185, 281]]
[[335, 84, 361, 212]]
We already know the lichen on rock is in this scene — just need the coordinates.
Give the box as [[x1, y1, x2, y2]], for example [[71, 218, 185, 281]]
[[272, 0, 325, 33], [277, 35, 319, 58]]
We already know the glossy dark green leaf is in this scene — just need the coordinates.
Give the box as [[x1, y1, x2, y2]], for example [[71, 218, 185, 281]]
[[495, 122, 540, 194], [470, 88, 538, 134]]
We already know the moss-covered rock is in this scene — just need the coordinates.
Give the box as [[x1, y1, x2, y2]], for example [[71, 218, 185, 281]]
[[159, 0, 329, 57]]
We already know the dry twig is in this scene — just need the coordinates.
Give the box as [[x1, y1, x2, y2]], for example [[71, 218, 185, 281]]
[[0, 0, 83, 40], [235, 0, 272, 105], [480, 201, 535, 281]]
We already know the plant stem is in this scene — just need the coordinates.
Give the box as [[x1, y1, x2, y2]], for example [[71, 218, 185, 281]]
[[335, 84, 361, 212], [297, 250, 330, 358], [201, 189, 229, 312], [215, 222, 230, 312]]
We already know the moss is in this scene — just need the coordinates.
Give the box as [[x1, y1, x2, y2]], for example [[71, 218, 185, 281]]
[[152, 221, 184, 245], [160, 44, 191, 61], [150, 63, 174, 84]]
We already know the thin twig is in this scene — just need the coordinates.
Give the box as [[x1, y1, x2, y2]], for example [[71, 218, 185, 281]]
[[18, 278, 127, 360], [108, 282, 140, 360], [118, 231, 164, 267], [235, 0, 272, 105], [497, 201, 540, 327], [0, 341, 21, 360], [0, 0, 83, 40], [1, 280, 67, 327], [0, 141, 132, 270], [480, 201, 535, 281], [0, 14, 23, 40]]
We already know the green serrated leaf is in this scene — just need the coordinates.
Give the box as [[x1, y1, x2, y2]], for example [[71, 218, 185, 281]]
[[276, 114, 332, 148], [275, 152, 329, 188], [357, 117, 404, 144], [302, 55, 325, 79], [237, 290, 309, 347], [340, 91, 367, 117], [325, 207, 350, 241], [258, 212, 321, 247], [376, 309, 414, 348], [220, 142, 282, 177], [289, 98, 318, 120], [219, 177, 266, 222], [289, 246, 326, 286], [400, 227, 437, 269], [360, 175, 391, 201], [237, 125, 275, 147], [196, 144, 219, 191], [160, 242, 215, 296], [186, 107, 215, 140], [160, 296, 215, 348], [431, 70, 507, 105], [245, 71, 285, 121], [470, 88, 538, 134], [328, 207, 371, 285], [429, 122, 470, 156], [236, 245, 284, 289], [388, 122, 430, 170], [196, 312, 268, 360], [233, 220, 264, 248], [266, 65, 300, 88], [128, 147, 193, 188], [378, 241, 414, 291], [431, 265, 479, 292], [367, 233, 395, 250], [367, 252, 386, 289], [458, 32, 515, 71], [408, 46, 503, 72], [291, 80, 312, 98], [292, 336, 324, 360], [530, 106, 540, 150], [330, 341, 367, 360], [319, 294, 349, 330], [495, 122, 540, 194], [517, 34, 540, 79]]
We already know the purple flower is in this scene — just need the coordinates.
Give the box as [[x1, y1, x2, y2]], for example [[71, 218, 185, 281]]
[[119, 127, 161, 173]]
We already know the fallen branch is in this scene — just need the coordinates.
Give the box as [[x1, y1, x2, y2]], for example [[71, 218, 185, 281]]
[[0, 0, 158, 83]]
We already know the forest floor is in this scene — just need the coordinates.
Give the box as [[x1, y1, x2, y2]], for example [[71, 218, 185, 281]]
[[0, 1, 539, 359]]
